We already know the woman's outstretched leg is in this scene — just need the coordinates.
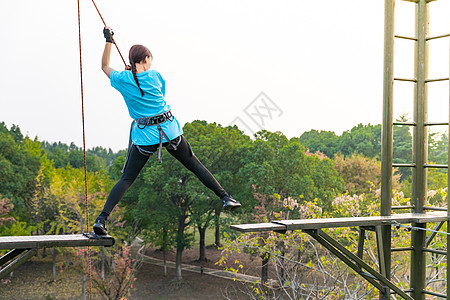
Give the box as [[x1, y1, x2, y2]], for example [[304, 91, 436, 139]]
[[167, 136, 241, 210], [93, 145, 151, 234]]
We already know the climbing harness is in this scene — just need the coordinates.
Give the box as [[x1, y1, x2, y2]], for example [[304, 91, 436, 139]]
[[135, 110, 181, 163], [137, 111, 177, 162], [135, 110, 174, 129], [122, 110, 179, 167]]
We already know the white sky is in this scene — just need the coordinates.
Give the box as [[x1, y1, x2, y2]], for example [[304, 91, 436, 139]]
[[0, 0, 449, 151]]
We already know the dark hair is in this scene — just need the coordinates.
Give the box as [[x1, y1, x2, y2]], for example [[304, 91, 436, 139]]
[[128, 44, 152, 97]]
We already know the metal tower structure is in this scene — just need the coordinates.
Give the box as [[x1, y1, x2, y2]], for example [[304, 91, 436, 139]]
[[381, 0, 450, 298], [232, 0, 449, 299]]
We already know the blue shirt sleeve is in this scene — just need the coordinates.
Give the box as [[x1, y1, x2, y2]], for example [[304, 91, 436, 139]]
[[110, 70, 121, 90], [155, 71, 165, 97], [110, 70, 132, 92]]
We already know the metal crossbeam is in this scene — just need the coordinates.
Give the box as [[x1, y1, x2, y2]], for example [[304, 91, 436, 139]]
[[426, 33, 450, 41], [424, 122, 449, 126], [393, 122, 416, 126], [395, 35, 417, 41], [425, 78, 449, 83], [394, 77, 417, 82], [0, 249, 37, 280], [306, 229, 414, 300], [304, 229, 384, 291], [426, 221, 445, 246], [424, 164, 448, 169], [392, 163, 416, 168]]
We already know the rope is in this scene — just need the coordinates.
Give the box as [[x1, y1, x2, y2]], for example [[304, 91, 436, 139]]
[[76, 1, 93, 299], [391, 220, 450, 236], [90, 0, 127, 67]]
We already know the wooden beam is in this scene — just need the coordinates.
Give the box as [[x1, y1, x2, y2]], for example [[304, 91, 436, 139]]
[[0, 234, 114, 250], [231, 212, 448, 233]]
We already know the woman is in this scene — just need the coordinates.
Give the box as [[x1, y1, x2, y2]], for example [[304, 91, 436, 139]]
[[93, 27, 241, 235]]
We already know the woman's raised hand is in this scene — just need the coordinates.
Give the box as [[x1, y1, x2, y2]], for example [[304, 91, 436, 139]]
[[103, 26, 114, 44]]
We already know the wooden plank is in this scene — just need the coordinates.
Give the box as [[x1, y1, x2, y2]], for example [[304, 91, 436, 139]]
[[231, 212, 448, 233], [230, 222, 286, 233], [0, 234, 114, 250]]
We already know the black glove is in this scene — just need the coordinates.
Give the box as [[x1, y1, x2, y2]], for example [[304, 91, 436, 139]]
[[103, 27, 114, 44]]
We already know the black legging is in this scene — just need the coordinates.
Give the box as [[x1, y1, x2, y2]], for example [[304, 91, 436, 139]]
[[101, 135, 227, 215]]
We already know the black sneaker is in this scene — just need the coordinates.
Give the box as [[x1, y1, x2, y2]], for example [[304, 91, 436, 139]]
[[221, 195, 241, 211], [93, 216, 108, 235]]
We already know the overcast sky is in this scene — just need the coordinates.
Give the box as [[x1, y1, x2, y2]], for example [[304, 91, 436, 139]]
[[0, 0, 449, 151]]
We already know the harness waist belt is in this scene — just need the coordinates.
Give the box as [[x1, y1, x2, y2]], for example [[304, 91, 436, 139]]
[[135, 110, 173, 128], [132, 110, 177, 163]]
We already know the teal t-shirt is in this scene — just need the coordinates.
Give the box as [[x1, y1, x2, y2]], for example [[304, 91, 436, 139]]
[[110, 69, 183, 145]]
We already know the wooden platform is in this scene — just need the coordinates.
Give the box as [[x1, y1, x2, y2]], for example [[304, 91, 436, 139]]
[[0, 234, 114, 250], [231, 212, 449, 232], [0, 234, 114, 280]]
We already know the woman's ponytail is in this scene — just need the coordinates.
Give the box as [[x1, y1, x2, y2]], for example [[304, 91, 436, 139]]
[[128, 44, 152, 97], [131, 62, 145, 97]]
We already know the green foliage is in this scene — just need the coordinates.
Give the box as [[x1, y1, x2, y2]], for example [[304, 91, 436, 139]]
[[299, 130, 339, 158], [40, 141, 125, 173], [0, 218, 36, 237], [0, 123, 41, 218], [300, 123, 381, 159], [30, 160, 115, 235], [238, 130, 345, 213], [333, 153, 402, 195], [428, 130, 448, 165]]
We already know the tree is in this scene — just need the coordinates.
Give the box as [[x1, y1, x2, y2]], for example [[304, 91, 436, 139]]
[[0, 195, 15, 226], [29, 152, 114, 236], [239, 130, 345, 212], [299, 129, 339, 158], [333, 153, 402, 195], [337, 123, 381, 158], [133, 150, 193, 281], [73, 244, 142, 300], [183, 121, 250, 260], [428, 131, 448, 165], [0, 123, 41, 218], [234, 130, 345, 284], [40, 141, 124, 173], [392, 116, 413, 180], [300, 123, 381, 159]]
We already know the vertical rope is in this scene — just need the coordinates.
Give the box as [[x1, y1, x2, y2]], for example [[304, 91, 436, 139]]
[[90, 0, 127, 68], [76, 1, 93, 299]]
